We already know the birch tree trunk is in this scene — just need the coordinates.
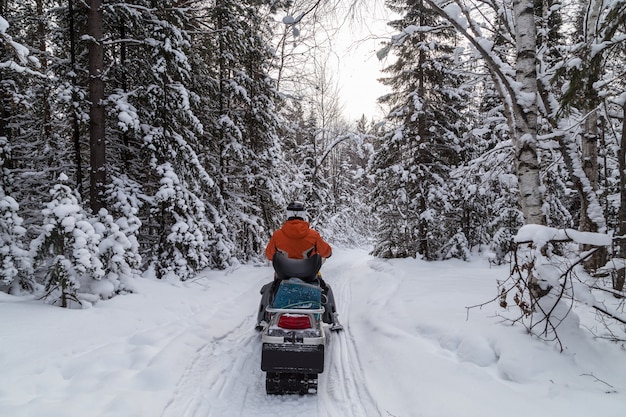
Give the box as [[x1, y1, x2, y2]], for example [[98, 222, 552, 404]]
[[512, 0, 545, 225], [87, 0, 106, 212], [424, 0, 546, 225]]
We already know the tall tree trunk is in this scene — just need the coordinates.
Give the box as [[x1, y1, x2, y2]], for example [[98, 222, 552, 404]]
[[118, 21, 132, 168], [616, 101, 626, 293], [68, 0, 83, 194], [581, 109, 607, 270], [87, 0, 106, 212], [579, 0, 607, 270], [512, 0, 545, 226], [416, 8, 428, 258], [36, 0, 51, 142]]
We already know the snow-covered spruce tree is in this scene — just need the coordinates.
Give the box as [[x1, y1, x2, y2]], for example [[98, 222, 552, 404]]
[[370, 0, 469, 259], [150, 162, 214, 280], [200, 0, 287, 261], [449, 125, 527, 262], [30, 174, 104, 308], [1, 1, 83, 232], [105, 175, 142, 271], [194, 1, 283, 260], [0, 186, 33, 294], [489, 207, 524, 264], [440, 230, 470, 261], [449, 72, 531, 260], [105, 2, 235, 276], [0, 21, 35, 294], [91, 207, 140, 296], [441, 8, 522, 258], [369, 128, 415, 258], [459, 141, 525, 263]]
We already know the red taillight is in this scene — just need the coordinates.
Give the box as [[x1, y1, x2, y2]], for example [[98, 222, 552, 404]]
[[277, 314, 311, 329]]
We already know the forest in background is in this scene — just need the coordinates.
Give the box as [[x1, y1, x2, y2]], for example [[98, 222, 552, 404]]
[[0, 0, 625, 309]]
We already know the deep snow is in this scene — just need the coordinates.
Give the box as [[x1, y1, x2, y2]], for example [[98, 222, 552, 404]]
[[1, 247, 625, 417]]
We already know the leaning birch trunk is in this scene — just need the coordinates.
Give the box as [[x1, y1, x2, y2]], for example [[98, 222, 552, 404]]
[[512, 0, 545, 226]]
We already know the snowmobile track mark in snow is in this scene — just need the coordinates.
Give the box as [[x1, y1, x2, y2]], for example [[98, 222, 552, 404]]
[[318, 261, 384, 417], [160, 318, 259, 417]]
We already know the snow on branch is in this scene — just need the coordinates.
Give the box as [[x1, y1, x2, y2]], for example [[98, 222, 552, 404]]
[[0, 15, 41, 75], [514, 224, 612, 248]]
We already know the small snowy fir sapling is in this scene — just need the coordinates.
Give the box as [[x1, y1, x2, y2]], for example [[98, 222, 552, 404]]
[[30, 174, 105, 307], [151, 163, 209, 280], [91, 208, 141, 298], [441, 231, 471, 261], [489, 208, 524, 264], [104, 175, 144, 290]]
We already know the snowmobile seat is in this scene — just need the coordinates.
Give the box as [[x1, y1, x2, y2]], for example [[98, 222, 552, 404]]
[[272, 253, 322, 283]]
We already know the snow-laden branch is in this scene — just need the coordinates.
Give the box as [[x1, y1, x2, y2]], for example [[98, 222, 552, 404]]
[[424, 0, 519, 114], [0, 15, 41, 76], [514, 224, 612, 247], [312, 132, 362, 179]]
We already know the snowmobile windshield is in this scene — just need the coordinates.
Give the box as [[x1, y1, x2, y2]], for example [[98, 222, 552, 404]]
[[272, 253, 322, 282]]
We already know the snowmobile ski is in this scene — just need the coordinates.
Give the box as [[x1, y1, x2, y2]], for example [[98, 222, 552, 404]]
[[328, 312, 343, 331]]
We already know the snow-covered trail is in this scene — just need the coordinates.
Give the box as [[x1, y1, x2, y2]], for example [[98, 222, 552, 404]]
[[159, 249, 387, 417], [3, 247, 626, 417]]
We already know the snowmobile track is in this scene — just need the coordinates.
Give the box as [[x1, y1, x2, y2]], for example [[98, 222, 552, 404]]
[[161, 256, 386, 417], [160, 317, 260, 417], [318, 260, 385, 417]]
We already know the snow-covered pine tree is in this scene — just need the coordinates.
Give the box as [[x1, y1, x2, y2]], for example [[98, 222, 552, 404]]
[[0, 9, 40, 294], [200, 0, 287, 261], [30, 174, 105, 307], [371, 0, 469, 259], [91, 207, 139, 297], [1, 1, 85, 232], [107, 2, 235, 276], [0, 186, 33, 294]]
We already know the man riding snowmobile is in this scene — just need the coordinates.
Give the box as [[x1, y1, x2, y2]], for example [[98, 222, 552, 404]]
[[256, 201, 341, 331]]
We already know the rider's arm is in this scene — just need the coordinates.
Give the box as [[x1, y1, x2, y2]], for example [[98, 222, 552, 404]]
[[265, 233, 277, 261], [313, 231, 332, 258]]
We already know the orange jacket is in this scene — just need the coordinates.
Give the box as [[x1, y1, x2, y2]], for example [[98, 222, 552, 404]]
[[265, 219, 332, 260]]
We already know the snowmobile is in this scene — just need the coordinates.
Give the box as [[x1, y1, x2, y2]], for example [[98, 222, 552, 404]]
[[257, 253, 341, 395]]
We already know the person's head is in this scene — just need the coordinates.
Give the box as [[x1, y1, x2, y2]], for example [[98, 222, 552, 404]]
[[286, 201, 307, 221]]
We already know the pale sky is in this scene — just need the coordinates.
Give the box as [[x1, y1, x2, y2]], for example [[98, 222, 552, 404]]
[[333, 4, 394, 122]]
